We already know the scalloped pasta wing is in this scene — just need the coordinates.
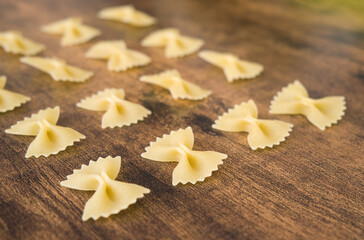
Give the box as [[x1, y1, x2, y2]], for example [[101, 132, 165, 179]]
[[141, 28, 204, 58], [269, 80, 346, 130], [61, 156, 150, 221], [199, 50, 263, 82], [20, 57, 93, 82], [0, 31, 44, 55], [86, 40, 151, 71], [139, 69, 211, 100], [77, 88, 151, 128], [141, 127, 227, 186], [41, 17, 100, 47], [0, 76, 30, 113], [5, 106, 85, 158], [98, 5, 156, 27], [213, 100, 293, 150]]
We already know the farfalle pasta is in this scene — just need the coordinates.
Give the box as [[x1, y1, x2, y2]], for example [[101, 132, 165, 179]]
[[41, 17, 100, 46], [199, 50, 264, 82], [5, 106, 85, 158], [0, 76, 30, 113], [141, 127, 227, 186], [269, 80, 346, 130], [20, 56, 93, 82], [61, 156, 150, 221], [98, 5, 156, 27], [213, 100, 293, 150], [140, 69, 211, 100], [86, 40, 151, 72], [77, 88, 151, 128], [141, 28, 204, 58], [0, 31, 44, 55]]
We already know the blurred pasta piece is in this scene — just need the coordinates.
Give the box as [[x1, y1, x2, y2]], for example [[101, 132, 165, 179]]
[[141, 28, 204, 58], [140, 69, 211, 100], [0, 76, 30, 113], [199, 50, 263, 82], [86, 40, 151, 71], [77, 88, 151, 128], [41, 17, 100, 46], [20, 56, 93, 82], [98, 5, 156, 27], [0, 31, 44, 55]]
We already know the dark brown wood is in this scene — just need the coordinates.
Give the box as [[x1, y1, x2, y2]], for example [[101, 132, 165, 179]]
[[0, 0, 363, 239]]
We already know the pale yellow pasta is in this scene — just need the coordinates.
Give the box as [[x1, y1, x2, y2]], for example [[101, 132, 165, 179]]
[[141, 127, 227, 186], [0, 31, 44, 55], [0, 76, 30, 113], [213, 100, 293, 150], [199, 50, 263, 82], [77, 88, 151, 128], [86, 40, 151, 72], [269, 80, 346, 130], [98, 5, 156, 27], [5, 106, 85, 158], [141, 28, 204, 58], [20, 56, 93, 82], [61, 156, 150, 221], [41, 17, 100, 47], [140, 69, 211, 100]]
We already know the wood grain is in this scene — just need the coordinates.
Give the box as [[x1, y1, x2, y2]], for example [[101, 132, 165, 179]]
[[0, 0, 363, 239]]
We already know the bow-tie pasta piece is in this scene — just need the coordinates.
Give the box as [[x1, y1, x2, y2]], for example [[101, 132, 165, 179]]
[[0, 76, 30, 112], [77, 88, 151, 128], [41, 17, 101, 47], [0, 31, 44, 55], [140, 69, 211, 100], [5, 106, 85, 158], [199, 50, 264, 83], [213, 100, 293, 150], [141, 127, 227, 186], [98, 5, 156, 27], [269, 80, 346, 130], [86, 41, 151, 72], [20, 57, 93, 82], [61, 156, 150, 221], [141, 28, 204, 58]]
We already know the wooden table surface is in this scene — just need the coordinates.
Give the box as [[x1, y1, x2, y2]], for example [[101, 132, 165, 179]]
[[1, 0, 363, 239]]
